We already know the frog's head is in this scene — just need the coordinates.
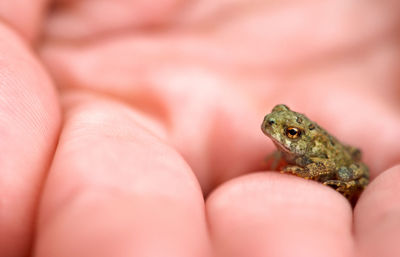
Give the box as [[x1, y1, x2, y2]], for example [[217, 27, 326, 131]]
[[261, 104, 316, 156]]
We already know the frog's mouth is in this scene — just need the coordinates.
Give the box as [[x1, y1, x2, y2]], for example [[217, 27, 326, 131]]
[[269, 137, 292, 155]]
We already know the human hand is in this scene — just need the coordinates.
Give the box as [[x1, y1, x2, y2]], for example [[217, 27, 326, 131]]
[[1, 1, 400, 257]]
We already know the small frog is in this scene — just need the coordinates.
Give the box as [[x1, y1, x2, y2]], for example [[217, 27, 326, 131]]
[[261, 104, 369, 204]]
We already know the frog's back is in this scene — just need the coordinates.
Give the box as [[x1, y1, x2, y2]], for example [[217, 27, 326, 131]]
[[311, 126, 360, 167]]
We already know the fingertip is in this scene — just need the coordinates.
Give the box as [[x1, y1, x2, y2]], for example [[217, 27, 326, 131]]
[[354, 165, 400, 257], [207, 172, 354, 257], [34, 95, 210, 257]]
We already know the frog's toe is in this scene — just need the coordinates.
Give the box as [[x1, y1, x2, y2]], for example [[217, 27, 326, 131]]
[[323, 180, 347, 190]]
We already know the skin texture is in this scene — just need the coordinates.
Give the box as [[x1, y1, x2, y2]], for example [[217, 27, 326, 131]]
[[0, 1, 400, 257], [262, 104, 369, 203]]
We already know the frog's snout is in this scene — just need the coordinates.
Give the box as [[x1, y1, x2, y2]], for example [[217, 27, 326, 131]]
[[261, 115, 275, 134]]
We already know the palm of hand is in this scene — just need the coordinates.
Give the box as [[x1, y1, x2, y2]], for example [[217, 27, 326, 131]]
[[1, 1, 400, 257]]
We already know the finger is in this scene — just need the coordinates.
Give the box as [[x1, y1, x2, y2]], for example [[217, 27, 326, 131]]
[[207, 172, 354, 257], [34, 92, 211, 257], [0, 0, 49, 42], [0, 24, 60, 257], [45, 0, 184, 40], [44, 0, 400, 65], [354, 165, 400, 257]]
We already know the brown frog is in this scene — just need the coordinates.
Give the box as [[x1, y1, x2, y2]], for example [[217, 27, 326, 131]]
[[261, 104, 369, 204]]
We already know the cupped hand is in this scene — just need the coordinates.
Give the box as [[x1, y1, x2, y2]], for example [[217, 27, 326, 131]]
[[1, 1, 400, 257]]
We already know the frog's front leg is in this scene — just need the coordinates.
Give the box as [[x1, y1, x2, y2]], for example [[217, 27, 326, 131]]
[[281, 165, 313, 179], [265, 150, 283, 170], [282, 157, 336, 181], [282, 163, 334, 180]]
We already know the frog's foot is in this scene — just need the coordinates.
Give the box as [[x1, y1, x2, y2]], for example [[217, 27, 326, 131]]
[[323, 180, 351, 191], [323, 179, 363, 204], [281, 165, 313, 179]]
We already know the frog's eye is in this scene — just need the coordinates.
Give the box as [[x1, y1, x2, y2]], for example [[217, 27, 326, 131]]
[[285, 127, 301, 139]]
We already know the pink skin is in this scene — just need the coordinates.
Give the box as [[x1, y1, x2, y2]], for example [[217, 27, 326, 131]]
[[1, 1, 400, 257]]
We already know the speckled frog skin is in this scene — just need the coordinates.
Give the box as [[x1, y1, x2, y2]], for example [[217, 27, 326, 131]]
[[261, 104, 369, 203]]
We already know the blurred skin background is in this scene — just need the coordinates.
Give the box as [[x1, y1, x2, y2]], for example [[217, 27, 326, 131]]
[[0, 0, 400, 257]]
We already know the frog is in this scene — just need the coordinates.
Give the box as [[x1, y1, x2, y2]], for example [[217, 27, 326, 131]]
[[261, 104, 369, 204]]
